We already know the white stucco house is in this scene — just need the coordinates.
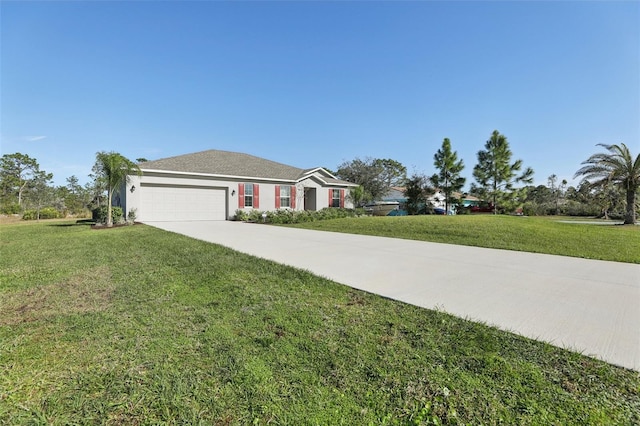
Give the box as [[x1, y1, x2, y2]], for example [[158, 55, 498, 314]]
[[117, 149, 357, 222], [381, 186, 447, 209], [381, 187, 479, 214]]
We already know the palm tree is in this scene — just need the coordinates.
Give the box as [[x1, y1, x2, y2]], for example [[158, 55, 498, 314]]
[[94, 151, 142, 227], [574, 143, 639, 225]]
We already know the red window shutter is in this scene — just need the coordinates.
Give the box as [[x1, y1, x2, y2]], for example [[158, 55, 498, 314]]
[[253, 184, 260, 209], [329, 189, 332, 207], [290, 186, 296, 209], [275, 185, 281, 209], [238, 183, 245, 208], [340, 189, 345, 208]]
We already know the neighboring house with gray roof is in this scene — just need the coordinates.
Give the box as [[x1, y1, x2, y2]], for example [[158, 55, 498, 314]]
[[120, 149, 357, 222]]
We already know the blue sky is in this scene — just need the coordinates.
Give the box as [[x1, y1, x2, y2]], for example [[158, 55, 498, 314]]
[[2, 1, 638, 189]]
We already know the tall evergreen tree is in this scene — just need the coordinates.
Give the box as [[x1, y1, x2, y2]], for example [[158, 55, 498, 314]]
[[472, 130, 534, 214], [64, 175, 90, 215], [430, 138, 465, 214]]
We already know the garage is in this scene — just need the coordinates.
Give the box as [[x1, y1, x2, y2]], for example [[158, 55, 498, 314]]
[[140, 184, 227, 221]]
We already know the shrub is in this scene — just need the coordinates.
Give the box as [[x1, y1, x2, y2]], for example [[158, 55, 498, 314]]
[[234, 208, 361, 224], [561, 201, 600, 217], [234, 209, 249, 221], [1, 203, 21, 215], [127, 208, 137, 222], [266, 209, 295, 224], [92, 206, 124, 224], [40, 207, 61, 219], [22, 207, 60, 220], [22, 210, 37, 220]]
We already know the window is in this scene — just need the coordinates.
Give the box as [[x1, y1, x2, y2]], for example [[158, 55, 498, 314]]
[[276, 185, 296, 209], [331, 189, 341, 208], [280, 186, 291, 208], [244, 184, 253, 207], [239, 183, 259, 208]]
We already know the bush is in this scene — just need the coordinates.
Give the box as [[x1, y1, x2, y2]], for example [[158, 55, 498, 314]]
[[1, 203, 21, 215], [561, 201, 600, 217], [234, 208, 362, 224], [22, 210, 37, 220], [22, 207, 60, 220], [522, 201, 553, 216], [40, 207, 61, 219], [92, 206, 124, 224], [127, 208, 137, 222]]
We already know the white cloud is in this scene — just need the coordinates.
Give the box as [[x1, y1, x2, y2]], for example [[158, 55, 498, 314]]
[[24, 136, 47, 142]]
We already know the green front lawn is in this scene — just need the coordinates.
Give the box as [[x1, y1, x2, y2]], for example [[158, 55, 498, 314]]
[[288, 215, 640, 263], [1, 221, 638, 424]]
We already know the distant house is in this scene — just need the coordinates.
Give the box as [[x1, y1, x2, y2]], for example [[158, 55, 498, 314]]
[[381, 188, 479, 212], [454, 192, 480, 207], [382, 186, 406, 203], [381, 187, 447, 209], [120, 149, 357, 222]]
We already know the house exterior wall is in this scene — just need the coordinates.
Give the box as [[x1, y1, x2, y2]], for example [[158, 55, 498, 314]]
[[123, 176, 140, 219], [382, 187, 406, 202], [298, 176, 353, 209], [123, 171, 353, 221], [429, 191, 446, 209]]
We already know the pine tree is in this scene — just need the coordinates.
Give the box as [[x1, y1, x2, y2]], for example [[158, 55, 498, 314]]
[[472, 131, 533, 214]]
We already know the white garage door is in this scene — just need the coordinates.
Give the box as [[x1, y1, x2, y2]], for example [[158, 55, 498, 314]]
[[140, 184, 227, 221]]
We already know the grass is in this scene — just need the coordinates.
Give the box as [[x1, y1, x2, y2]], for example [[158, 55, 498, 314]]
[[1, 221, 639, 425], [287, 215, 640, 264]]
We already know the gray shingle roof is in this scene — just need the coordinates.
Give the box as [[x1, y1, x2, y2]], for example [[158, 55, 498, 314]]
[[138, 149, 355, 185], [139, 150, 303, 181]]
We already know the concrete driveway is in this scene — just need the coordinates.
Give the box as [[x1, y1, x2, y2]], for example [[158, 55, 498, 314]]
[[149, 221, 640, 371]]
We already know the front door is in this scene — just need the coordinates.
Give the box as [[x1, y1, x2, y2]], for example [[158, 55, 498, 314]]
[[304, 188, 317, 211]]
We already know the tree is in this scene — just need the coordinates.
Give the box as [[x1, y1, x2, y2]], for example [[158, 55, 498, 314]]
[[547, 174, 559, 215], [566, 180, 592, 204], [560, 178, 568, 204], [0, 153, 42, 208], [62, 175, 90, 215], [574, 143, 639, 224], [547, 174, 568, 215], [93, 152, 142, 226], [24, 170, 54, 220], [525, 184, 553, 204], [521, 184, 550, 216], [430, 138, 465, 214], [472, 130, 534, 214], [87, 161, 108, 211], [347, 185, 366, 207], [335, 157, 406, 203], [403, 173, 433, 215], [373, 158, 407, 188], [593, 182, 625, 220]]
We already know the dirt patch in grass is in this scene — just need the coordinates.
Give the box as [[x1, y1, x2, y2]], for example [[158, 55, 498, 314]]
[[91, 222, 142, 230], [0, 266, 114, 326], [0, 214, 22, 225]]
